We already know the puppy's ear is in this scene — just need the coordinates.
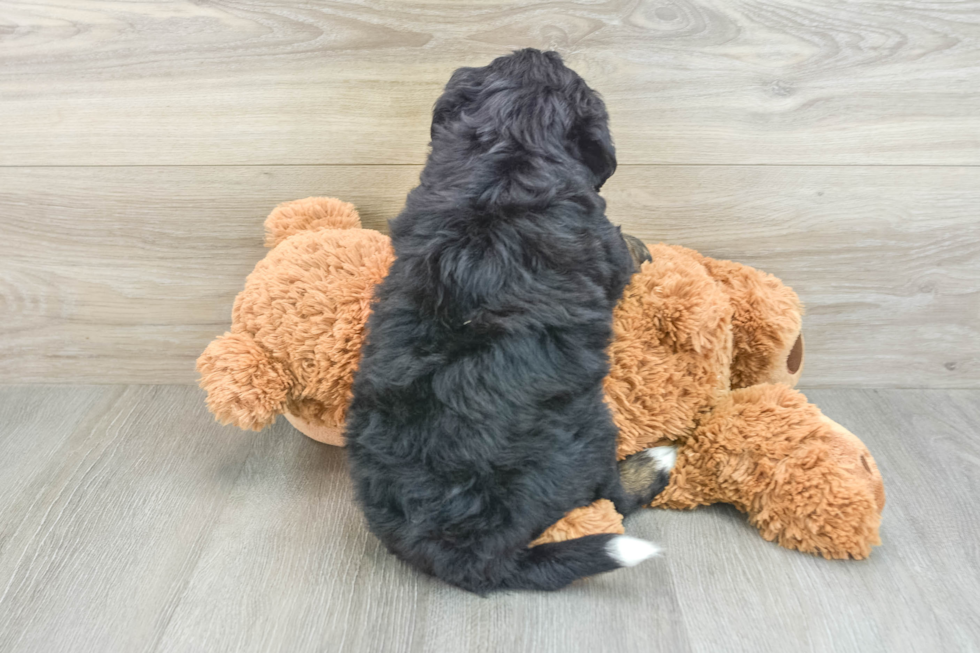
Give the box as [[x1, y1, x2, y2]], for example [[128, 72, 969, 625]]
[[431, 66, 480, 140], [571, 91, 617, 189]]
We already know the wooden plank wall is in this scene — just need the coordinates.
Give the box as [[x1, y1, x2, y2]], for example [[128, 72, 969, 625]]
[[1, 0, 977, 386]]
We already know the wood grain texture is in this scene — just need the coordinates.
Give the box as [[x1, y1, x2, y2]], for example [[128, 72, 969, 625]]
[[1, 386, 979, 652], [0, 165, 418, 385], [153, 408, 691, 653], [1, 0, 979, 165], [607, 166, 980, 388], [0, 385, 258, 653], [0, 385, 112, 541], [1, 165, 976, 386]]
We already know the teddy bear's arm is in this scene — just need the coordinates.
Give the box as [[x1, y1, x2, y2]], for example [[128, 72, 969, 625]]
[[197, 331, 293, 431], [651, 383, 884, 559]]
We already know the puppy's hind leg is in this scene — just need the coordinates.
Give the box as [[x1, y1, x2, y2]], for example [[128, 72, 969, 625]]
[[601, 445, 677, 516], [621, 446, 676, 505]]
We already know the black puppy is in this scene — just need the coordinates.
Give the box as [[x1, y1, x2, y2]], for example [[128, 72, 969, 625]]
[[345, 49, 673, 594]]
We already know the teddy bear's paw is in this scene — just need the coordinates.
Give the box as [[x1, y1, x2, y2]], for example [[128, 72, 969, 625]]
[[619, 445, 677, 507], [196, 331, 292, 431]]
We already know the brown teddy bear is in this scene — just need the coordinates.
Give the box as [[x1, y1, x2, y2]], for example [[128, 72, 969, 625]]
[[198, 197, 885, 560]]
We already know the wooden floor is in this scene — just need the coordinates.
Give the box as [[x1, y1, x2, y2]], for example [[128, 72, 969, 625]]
[[0, 385, 977, 653]]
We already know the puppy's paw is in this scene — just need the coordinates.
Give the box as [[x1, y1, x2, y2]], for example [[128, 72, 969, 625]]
[[645, 445, 677, 474], [618, 445, 677, 506], [622, 233, 652, 272]]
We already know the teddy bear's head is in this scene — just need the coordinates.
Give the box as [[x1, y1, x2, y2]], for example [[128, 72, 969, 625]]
[[197, 198, 392, 439], [605, 244, 805, 459]]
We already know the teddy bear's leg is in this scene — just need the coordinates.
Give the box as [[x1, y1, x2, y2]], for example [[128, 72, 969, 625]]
[[651, 384, 884, 559], [530, 499, 625, 546], [263, 197, 362, 248]]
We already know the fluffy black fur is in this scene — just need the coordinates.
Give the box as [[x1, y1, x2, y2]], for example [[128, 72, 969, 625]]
[[345, 49, 656, 594]]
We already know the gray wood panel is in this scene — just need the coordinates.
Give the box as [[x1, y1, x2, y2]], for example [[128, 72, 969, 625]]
[[0, 386, 978, 652], [0, 385, 258, 653], [0, 385, 115, 542], [0, 165, 417, 385], [2, 0, 979, 165], [609, 166, 980, 389], [1, 165, 976, 387]]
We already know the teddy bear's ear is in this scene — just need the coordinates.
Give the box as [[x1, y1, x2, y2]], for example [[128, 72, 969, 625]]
[[196, 332, 292, 431], [264, 197, 361, 248]]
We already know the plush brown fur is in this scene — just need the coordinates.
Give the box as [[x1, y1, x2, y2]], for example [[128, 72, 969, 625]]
[[198, 198, 391, 437], [199, 197, 885, 560]]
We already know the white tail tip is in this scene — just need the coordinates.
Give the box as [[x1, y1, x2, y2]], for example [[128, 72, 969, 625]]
[[607, 535, 661, 567]]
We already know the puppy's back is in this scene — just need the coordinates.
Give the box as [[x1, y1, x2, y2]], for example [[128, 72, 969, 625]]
[[345, 49, 653, 593]]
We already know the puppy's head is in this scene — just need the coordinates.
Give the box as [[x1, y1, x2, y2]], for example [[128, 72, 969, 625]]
[[430, 49, 617, 191]]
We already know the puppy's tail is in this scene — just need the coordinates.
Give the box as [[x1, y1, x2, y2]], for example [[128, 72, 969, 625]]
[[454, 534, 659, 594]]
